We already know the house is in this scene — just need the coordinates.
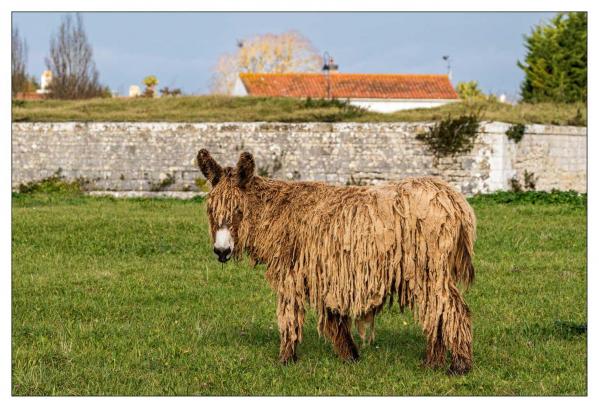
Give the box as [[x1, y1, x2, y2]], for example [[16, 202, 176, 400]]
[[36, 70, 53, 94], [129, 85, 141, 97], [232, 71, 460, 112], [14, 70, 53, 100]]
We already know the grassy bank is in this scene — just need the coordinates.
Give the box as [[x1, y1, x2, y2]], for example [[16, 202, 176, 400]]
[[12, 192, 586, 395], [12, 96, 587, 125]]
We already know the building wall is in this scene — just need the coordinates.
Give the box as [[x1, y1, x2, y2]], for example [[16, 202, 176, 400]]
[[349, 99, 458, 112], [11, 122, 586, 195], [232, 78, 248, 96]]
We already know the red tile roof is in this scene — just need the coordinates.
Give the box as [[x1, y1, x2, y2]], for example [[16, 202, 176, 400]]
[[14, 92, 47, 101], [239, 73, 459, 100]]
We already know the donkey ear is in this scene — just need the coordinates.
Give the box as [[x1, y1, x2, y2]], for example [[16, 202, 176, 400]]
[[236, 152, 255, 188], [197, 149, 223, 186]]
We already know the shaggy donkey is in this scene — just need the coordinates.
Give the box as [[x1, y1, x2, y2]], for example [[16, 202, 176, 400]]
[[197, 149, 476, 375]]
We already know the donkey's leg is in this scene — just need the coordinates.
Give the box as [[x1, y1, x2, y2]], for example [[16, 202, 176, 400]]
[[323, 309, 359, 362], [442, 286, 473, 375], [276, 275, 305, 364], [423, 317, 447, 369]]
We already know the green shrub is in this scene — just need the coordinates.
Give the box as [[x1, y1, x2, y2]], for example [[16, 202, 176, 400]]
[[149, 173, 175, 192], [194, 178, 210, 192], [469, 190, 587, 207], [456, 81, 484, 100], [416, 111, 482, 157], [345, 175, 367, 186], [523, 170, 539, 190], [506, 123, 526, 143], [17, 169, 85, 195], [509, 176, 523, 193], [302, 97, 367, 121], [568, 107, 586, 126]]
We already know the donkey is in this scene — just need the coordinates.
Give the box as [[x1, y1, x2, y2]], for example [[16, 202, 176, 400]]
[[197, 149, 476, 374]]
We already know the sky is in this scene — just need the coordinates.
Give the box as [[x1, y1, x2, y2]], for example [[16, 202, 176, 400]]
[[12, 12, 556, 98]]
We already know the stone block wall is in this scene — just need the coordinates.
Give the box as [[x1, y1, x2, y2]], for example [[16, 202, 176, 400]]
[[11, 122, 586, 195]]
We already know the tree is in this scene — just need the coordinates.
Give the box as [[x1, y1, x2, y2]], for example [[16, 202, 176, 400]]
[[211, 31, 321, 94], [456, 81, 484, 100], [12, 27, 28, 96], [143, 75, 159, 97], [23, 75, 40, 92], [45, 13, 106, 99], [518, 12, 587, 103]]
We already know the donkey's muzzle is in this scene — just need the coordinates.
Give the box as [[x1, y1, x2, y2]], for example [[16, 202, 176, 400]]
[[213, 247, 232, 263]]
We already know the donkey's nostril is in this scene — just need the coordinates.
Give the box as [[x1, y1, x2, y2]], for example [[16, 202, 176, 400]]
[[214, 247, 230, 255], [214, 247, 231, 262]]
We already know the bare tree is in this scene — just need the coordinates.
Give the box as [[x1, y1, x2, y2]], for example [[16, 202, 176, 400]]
[[12, 27, 28, 96], [45, 13, 106, 99], [211, 31, 321, 95]]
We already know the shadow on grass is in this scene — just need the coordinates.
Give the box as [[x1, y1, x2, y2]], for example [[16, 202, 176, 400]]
[[509, 320, 587, 341], [208, 319, 427, 366]]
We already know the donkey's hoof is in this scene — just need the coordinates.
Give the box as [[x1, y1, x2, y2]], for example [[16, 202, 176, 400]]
[[447, 360, 471, 375], [338, 347, 360, 363], [279, 353, 297, 365], [421, 358, 446, 370], [347, 354, 360, 363]]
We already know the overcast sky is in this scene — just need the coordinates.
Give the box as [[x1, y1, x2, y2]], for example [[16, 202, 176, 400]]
[[12, 12, 555, 98]]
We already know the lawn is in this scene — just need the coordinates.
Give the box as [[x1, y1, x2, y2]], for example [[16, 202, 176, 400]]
[[12, 96, 587, 126], [12, 192, 587, 395]]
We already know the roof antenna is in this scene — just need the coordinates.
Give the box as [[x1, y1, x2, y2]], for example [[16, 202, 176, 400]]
[[322, 52, 338, 72], [442, 55, 452, 81], [322, 52, 338, 99]]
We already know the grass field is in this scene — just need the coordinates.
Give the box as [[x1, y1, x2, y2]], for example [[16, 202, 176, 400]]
[[12, 192, 587, 395], [12, 96, 587, 126]]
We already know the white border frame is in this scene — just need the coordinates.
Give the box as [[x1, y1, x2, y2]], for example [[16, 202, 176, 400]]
[[2, 1, 595, 407]]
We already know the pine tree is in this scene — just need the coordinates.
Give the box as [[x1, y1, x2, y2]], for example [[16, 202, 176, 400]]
[[518, 12, 587, 103]]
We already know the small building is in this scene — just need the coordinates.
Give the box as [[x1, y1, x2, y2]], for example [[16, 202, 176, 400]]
[[36, 70, 53, 94], [14, 70, 51, 100], [129, 85, 141, 97], [233, 72, 460, 112]]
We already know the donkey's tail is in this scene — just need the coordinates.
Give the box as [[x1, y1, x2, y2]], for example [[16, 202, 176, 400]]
[[453, 206, 476, 288]]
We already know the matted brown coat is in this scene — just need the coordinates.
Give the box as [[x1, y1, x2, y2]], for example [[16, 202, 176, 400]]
[[197, 149, 476, 374]]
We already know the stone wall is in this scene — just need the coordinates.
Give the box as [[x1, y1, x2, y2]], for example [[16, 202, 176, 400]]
[[11, 122, 587, 195]]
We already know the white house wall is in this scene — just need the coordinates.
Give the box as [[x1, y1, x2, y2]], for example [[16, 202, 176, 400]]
[[348, 99, 458, 113], [232, 78, 248, 96]]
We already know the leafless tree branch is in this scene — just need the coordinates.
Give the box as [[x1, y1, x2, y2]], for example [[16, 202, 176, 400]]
[[45, 13, 107, 99]]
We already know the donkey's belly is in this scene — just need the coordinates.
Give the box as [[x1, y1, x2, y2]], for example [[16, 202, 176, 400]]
[[317, 254, 393, 317]]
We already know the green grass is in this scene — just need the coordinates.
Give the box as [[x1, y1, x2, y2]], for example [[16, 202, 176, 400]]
[[12, 96, 587, 125], [12, 192, 586, 395]]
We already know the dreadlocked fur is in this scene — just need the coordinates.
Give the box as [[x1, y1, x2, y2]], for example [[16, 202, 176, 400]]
[[198, 149, 476, 375]]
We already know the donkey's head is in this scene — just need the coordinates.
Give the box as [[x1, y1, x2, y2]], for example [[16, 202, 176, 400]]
[[197, 149, 255, 263]]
